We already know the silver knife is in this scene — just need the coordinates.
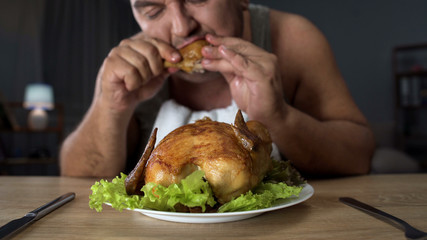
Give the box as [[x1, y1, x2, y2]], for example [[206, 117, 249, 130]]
[[0, 192, 75, 239], [339, 197, 427, 240]]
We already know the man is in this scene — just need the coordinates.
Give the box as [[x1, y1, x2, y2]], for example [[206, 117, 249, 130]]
[[60, 0, 375, 177]]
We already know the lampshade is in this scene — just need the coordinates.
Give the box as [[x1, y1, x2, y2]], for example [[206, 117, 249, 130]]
[[23, 83, 55, 130], [23, 83, 54, 110]]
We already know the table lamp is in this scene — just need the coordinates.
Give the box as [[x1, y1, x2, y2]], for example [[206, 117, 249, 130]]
[[23, 83, 54, 130]]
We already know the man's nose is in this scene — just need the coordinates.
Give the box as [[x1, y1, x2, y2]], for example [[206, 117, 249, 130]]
[[171, 4, 196, 37]]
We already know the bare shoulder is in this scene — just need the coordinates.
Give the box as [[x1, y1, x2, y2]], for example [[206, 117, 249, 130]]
[[269, 9, 367, 124], [269, 9, 332, 72], [269, 10, 334, 105], [270, 9, 319, 40]]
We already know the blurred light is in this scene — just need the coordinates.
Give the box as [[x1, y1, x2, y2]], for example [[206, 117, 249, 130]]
[[23, 83, 54, 130], [23, 83, 54, 110]]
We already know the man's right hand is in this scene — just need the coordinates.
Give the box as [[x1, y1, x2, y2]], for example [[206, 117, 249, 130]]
[[95, 32, 181, 116], [60, 33, 181, 177]]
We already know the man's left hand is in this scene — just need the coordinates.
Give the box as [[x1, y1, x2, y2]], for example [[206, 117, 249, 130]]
[[201, 34, 286, 124]]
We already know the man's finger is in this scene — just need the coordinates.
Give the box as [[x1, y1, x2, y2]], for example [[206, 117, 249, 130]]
[[128, 32, 182, 63], [218, 45, 250, 72]]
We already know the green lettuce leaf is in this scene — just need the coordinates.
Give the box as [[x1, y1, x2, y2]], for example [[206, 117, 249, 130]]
[[218, 182, 302, 212], [138, 170, 216, 212], [89, 173, 143, 212], [264, 160, 306, 186], [89, 163, 304, 213], [89, 170, 216, 212]]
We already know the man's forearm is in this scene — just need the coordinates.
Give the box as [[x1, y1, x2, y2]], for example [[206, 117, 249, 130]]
[[60, 104, 130, 177], [269, 106, 375, 176]]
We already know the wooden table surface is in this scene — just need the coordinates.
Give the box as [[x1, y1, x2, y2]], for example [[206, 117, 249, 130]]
[[1, 174, 426, 239]]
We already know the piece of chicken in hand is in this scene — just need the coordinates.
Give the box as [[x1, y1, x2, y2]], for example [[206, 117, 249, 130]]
[[164, 39, 209, 73], [125, 110, 272, 205]]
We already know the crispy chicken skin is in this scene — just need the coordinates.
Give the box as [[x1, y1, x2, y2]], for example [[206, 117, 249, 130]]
[[164, 39, 209, 73], [125, 110, 272, 204]]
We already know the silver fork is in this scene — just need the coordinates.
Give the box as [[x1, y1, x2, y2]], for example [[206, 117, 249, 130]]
[[339, 197, 427, 240]]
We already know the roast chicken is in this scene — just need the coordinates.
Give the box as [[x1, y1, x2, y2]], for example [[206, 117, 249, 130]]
[[125, 110, 273, 204], [164, 39, 209, 73]]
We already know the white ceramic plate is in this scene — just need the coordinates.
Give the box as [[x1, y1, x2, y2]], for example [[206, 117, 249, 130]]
[[123, 184, 314, 223]]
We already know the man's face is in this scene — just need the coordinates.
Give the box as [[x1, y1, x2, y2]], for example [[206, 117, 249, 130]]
[[130, 0, 247, 48]]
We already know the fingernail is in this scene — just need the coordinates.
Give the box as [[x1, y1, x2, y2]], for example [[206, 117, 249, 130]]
[[203, 46, 213, 54], [171, 52, 181, 62], [205, 34, 217, 42], [219, 45, 228, 54]]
